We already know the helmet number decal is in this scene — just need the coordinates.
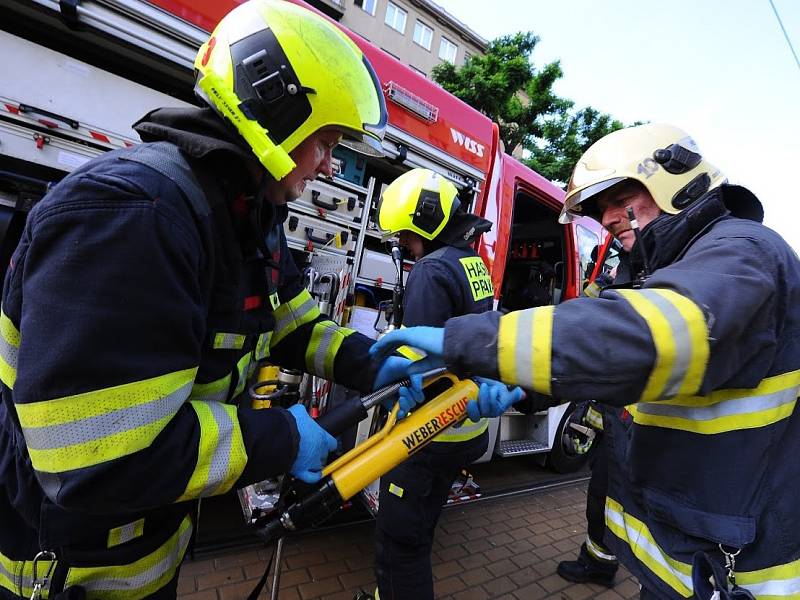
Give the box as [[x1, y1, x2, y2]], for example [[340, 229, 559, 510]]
[[637, 157, 659, 178]]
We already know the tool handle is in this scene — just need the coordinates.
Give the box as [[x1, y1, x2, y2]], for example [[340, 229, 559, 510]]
[[315, 397, 368, 436]]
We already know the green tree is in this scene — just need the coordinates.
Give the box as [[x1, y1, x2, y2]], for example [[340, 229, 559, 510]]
[[432, 32, 572, 153], [525, 107, 626, 186], [433, 33, 636, 187]]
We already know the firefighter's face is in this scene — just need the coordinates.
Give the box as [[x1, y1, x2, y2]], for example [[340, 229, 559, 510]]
[[597, 181, 661, 252], [399, 230, 425, 260], [266, 129, 341, 205]]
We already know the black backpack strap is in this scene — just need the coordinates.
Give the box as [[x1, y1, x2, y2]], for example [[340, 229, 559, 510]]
[[120, 142, 211, 217]]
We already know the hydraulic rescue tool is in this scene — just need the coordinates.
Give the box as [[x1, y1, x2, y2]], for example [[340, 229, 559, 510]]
[[253, 369, 478, 543]]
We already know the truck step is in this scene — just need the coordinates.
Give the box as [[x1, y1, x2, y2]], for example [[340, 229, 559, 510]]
[[496, 439, 550, 457]]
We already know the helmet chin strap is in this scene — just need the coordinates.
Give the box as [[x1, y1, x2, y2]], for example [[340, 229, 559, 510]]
[[626, 206, 652, 285]]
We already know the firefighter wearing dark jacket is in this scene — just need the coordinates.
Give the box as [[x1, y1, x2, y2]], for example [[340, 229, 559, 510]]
[[371, 123, 800, 600], [0, 2, 417, 598], [371, 168, 494, 600]]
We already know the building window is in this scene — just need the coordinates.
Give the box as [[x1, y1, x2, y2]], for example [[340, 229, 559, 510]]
[[354, 0, 377, 16], [463, 51, 472, 63], [439, 36, 458, 63], [384, 2, 407, 33], [413, 20, 433, 51]]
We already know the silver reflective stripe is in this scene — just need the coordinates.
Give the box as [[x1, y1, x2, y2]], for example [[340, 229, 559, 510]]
[[639, 289, 692, 398], [744, 576, 800, 597], [313, 324, 338, 377], [115, 522, 139, 545], [255, 332, 272, 361], [605, 503, 693, 592], [199, 402, 235, 497], [586, 535, 617, 562], [0, 333, 18, 372], [79, 523, 192, 593], [22, 380, 193, 450], [636, 384, 799, 421], [214, 333, 245, 350], [0, 561, 33, 595], [514, 310, 534, 389], [273, 297, 317, 338]]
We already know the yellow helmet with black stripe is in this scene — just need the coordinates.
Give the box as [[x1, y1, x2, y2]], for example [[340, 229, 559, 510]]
[[377, 168, 460, 240], [194, 0, 387, 180]]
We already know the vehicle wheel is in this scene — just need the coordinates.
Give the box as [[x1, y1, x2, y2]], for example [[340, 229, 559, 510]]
[[547, 401, 596, 474]]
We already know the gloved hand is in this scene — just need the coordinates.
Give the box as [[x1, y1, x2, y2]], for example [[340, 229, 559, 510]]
[[373, 356, 413, 390], [466, 377, 526, 421], [381, 373, 424, 419], [287, 404, 337, 484], [369, 327, 445, 373]]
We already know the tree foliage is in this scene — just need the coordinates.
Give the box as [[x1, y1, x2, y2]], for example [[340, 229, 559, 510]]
[[432, 32, 634, 187], [432, 33, 571, 154], [525, 108, 626, 186]]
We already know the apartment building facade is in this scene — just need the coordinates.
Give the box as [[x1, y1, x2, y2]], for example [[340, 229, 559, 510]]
[[309, 0, 487, 77]]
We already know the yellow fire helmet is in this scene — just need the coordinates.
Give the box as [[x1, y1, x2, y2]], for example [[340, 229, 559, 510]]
[[559, 123, 726, 224], [377, 168, 461, 240], [194, 0, 387, 181]]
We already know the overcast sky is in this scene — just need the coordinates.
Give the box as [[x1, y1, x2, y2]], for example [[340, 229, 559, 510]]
[[433, 0, 800, 250]]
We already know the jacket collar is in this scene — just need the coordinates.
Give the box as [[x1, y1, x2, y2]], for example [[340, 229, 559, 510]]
[[629, 184, 761, 278]]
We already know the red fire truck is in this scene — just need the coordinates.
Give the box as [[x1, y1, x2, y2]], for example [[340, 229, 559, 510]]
[[0, 0, 612, 479]]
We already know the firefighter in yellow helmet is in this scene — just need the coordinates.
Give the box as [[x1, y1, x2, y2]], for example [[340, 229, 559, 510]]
[[0, 2, 416, 598], [371, 168, 498, 600], [372, 123, 800, 600]]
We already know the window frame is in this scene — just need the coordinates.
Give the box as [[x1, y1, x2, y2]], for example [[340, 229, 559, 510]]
[[355, 0, 377, 17], [384, 1, 407, 33], [413, 20, 434, 51], [438, 35, 458, 63]]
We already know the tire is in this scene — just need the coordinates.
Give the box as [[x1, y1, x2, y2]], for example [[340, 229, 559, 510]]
[[546, 401, 596, 474]]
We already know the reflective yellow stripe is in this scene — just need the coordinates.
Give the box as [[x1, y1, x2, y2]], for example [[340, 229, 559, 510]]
[[606, 497, 800, 599], [435, 416, 488, 442], [498, 307, 553, 395], [177, 402, 247, 501], [605, 497, 693, 597], [108, 518, 145, 548], [0, 550, 56, 598], [65, 515, 193, 599], [189, 374, 231, 404], [396, 345, 424, 360], [271, 290, 321, 347], [213, 332, 246, 350], [255, 331, 272, 361], [233, 351, 256, 399], [18, 368, 197, 473], [585, 535, 617, 562], [583, 281, 602, 298], [498, 311, 520, 385], [0, 308, 19, 389], [584, 404, 604, 430], [628, 370, 800, 434], [615, 289, 708, 401], [305, 321, 355, 380]]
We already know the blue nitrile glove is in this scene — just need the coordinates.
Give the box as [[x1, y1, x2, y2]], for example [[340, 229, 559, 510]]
[[382, 373, 424, 419], [373, 356, 413, 390], [369, 327, 445, 373], [466, 377, 526, 420], [287, 404, 337, 484]]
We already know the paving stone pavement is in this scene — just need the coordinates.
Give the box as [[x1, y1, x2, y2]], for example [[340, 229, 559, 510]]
[[177, 481, 641, 600]]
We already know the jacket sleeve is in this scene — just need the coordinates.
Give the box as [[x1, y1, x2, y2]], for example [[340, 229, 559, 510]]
[[443, 226, 781, 405], [402, 259, 459, 327], [267, 227, 377, 393], [2, 170, 297, 514]]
